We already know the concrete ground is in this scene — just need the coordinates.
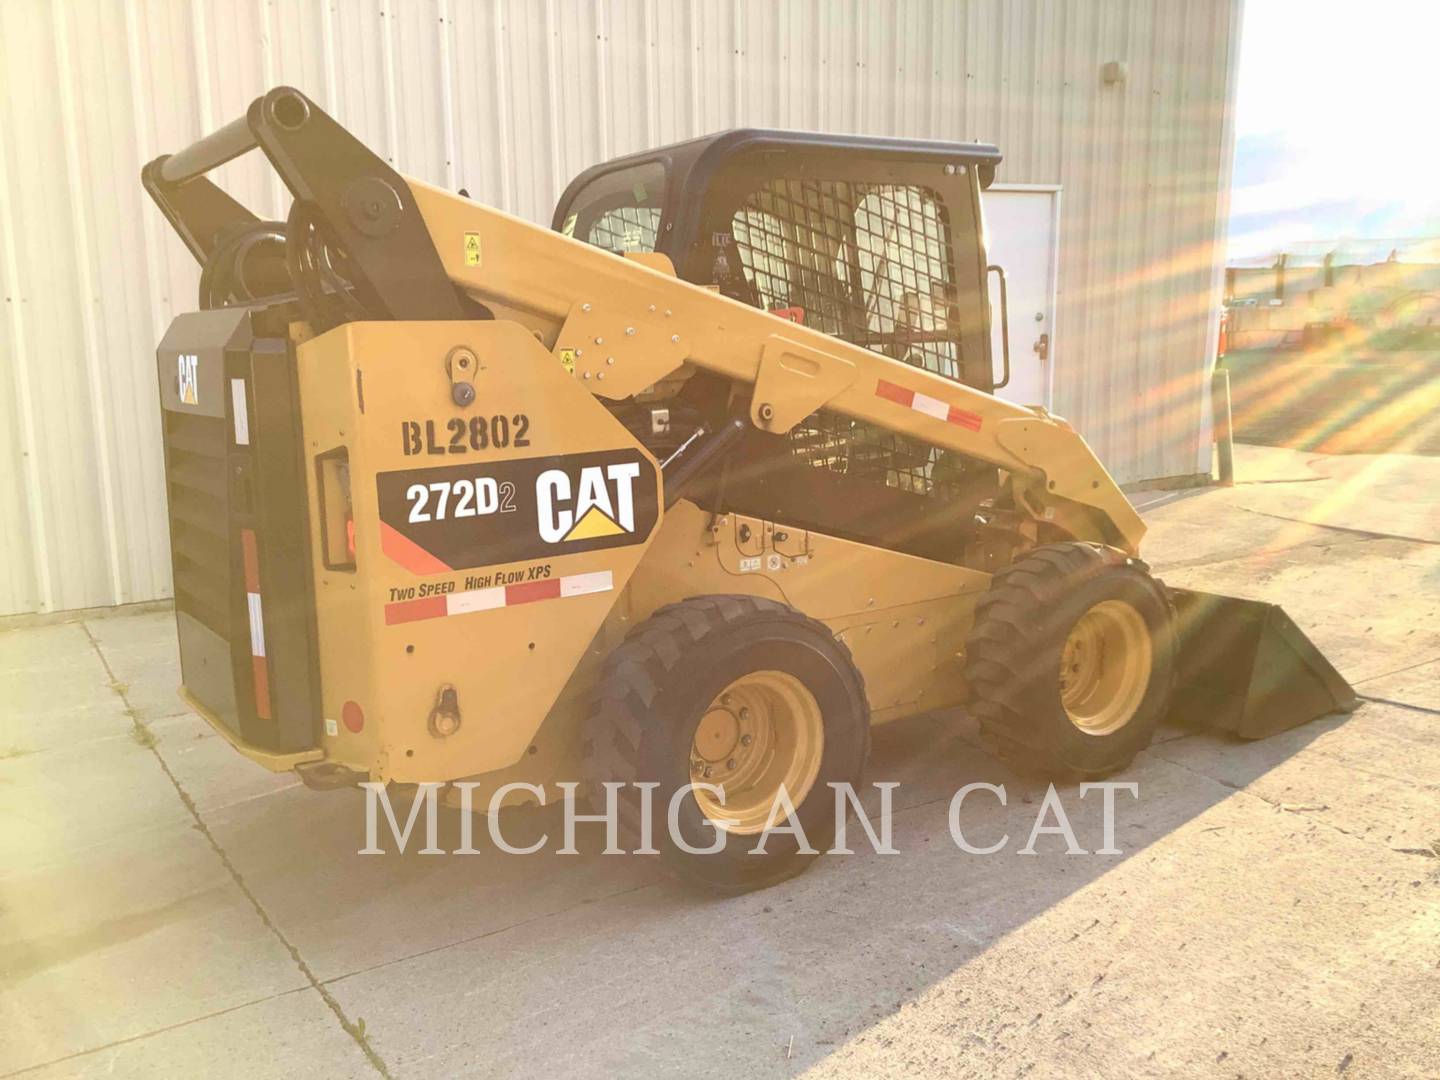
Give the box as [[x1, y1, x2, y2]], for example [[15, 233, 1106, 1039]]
[[2, 444, 1437, 1079]]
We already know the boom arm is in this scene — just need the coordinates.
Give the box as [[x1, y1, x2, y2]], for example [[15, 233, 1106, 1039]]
[[407, 179, 1145, 555], [142, 86, 1143, 555]]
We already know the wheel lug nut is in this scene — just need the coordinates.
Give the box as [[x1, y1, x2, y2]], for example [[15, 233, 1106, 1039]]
[[727, 758, 737, 769], [739, 707, 751, 720], [740, 734, 753, 746]]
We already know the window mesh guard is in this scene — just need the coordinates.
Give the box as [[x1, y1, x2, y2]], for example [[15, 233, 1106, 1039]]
[[731, 180, 961, 381], [788, 411, 976, 499], [588, 206, 661, 253], [730, 179, 967, 495]]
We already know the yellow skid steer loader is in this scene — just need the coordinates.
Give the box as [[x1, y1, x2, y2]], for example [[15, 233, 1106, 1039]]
[[142, 89, 1353, 891]]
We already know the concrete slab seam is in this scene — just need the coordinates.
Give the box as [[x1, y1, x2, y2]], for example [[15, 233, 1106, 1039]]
[[1143, 745, 1429, 852], [76, 620, 395, 1080], [1356, 694, 1440, 718], [0, 987, 316, 1079]]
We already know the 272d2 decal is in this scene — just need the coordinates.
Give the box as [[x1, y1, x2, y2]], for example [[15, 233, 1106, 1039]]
[[375, 448, 659, 573]]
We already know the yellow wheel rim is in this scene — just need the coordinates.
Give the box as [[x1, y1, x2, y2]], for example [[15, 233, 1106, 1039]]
[[689, 670, 825, 835], [1059, 599, 1153, 736]]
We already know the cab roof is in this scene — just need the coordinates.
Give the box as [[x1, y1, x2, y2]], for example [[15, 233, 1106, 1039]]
[[551, 127, 1002, 233]]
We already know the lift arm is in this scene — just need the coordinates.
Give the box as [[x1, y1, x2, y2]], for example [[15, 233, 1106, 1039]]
[[407, 179, 1145, 554], [143, 86, 1143, 555]]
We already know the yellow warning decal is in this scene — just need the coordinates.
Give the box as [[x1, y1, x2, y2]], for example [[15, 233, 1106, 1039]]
[[564, 506, 625, 541], [463, 232, 482, 267], [558, 347, 577, 374]]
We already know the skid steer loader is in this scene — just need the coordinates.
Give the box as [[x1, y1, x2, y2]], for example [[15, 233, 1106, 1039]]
[[142, 88, 1354, 891]]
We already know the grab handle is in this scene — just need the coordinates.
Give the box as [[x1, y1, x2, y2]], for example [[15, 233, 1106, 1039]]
[[987, 264, 1011, 390]]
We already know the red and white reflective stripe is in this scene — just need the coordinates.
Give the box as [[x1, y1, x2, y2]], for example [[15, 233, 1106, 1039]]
[[875, 378, 983, 432], [385, 570, 613, 626], [240, 529, 271, 720]]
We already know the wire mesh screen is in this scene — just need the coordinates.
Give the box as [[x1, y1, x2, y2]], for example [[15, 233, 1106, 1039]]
[[730, 179, 961, 380], [788, 410, 959, 497], [587, 206, 661, 252]]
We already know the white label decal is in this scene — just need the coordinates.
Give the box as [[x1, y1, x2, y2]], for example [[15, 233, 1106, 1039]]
[[230, 378, 249, 444], [177, 353, 199, 405]]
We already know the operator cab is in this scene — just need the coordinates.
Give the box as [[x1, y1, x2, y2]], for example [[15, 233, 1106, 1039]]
[[553, 129, 1004, 393]]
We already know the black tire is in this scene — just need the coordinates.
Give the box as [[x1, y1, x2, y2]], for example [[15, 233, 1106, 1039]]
[[964, 543, 1176, 781], [582, 595, 870, 894]]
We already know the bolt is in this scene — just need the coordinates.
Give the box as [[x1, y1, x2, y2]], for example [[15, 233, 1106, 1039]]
[[597, 372, 605, 380], [664, 309, 672, 317], [581, 302, 592, 312], [739, 707, 751, 720], [703, 766, 713, 778], [727, 758, 737, 769], [625, 326, 636, 336], [594, 336, 604, 345], [758, 402, 775, 422], [721, 694, 731, 705], [648, 304, 657, 312], [583, 372, 591, 380], [740, 733, 753, 746], [670, 334, 680, 344], [606, 356, 615, 365]]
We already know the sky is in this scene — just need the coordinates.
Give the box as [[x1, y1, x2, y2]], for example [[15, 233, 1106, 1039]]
[[1227, 0, 1440, 259]]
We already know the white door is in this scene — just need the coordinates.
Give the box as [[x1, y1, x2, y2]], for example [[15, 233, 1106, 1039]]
[[980, 186, 1060, 408]]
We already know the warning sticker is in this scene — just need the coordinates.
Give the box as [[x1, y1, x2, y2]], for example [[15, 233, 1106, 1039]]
[[463, 232, 482, 267], [558, 347, 577, 374]]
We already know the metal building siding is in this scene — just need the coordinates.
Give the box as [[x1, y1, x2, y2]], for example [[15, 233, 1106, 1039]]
[[0, 0, 1239, 615]]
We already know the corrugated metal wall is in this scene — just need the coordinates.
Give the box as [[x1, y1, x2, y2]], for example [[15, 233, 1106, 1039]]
[[0, 0, 1240, 615]]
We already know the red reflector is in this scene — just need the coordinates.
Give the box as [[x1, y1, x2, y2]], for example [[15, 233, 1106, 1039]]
[[342, 700, 364, 733]]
